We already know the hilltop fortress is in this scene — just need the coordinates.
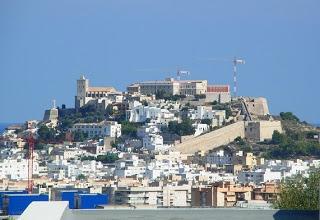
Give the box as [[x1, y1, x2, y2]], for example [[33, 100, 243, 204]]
[[71, 75, 282, 154]]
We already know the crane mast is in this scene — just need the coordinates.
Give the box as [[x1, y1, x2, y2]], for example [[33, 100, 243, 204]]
[[27, 135, 35, 194]]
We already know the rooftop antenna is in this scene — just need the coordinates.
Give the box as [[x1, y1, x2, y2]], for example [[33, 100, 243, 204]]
[[206, 57, 245, 97]]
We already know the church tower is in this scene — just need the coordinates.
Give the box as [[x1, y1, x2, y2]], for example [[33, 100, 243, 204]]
[[75, 75, 89, 109]]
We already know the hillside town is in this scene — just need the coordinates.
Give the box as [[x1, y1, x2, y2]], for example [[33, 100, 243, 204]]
[[0, 75, 319, 214]]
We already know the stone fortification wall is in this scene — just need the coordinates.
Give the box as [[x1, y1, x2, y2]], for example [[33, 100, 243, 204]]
[[174, 121, 245, 154]]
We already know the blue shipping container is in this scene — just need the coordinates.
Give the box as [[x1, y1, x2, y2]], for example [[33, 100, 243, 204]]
[[4, 194, 49, 215], [76, 194, 108, 209], [0, 190, 27, 210], [60, 190, 82, 209]]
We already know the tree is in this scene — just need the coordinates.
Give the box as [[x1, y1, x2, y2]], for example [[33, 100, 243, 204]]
[[168, 119, 195, 136], [234, 136, 245, 145], [194, 94, 206, 99], [81, 155, 95, 161], [97, 153, 119, 163], [121, 121, 138, 137], [280, 112, 300, 122], [73, 130, 88, 142], [272, 130, 286, 145], [155, 90, 166, 99], [37, 125, 56, 143], [79, 104, 97, 115], [201, 119, 212, 126], [76, 174, 86, 181], [266, 130, 320, 159], [275, 169, 320, 210], [59, 118, 74, 131]]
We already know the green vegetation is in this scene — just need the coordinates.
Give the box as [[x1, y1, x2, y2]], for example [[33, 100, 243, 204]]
[[37, 125, 58, 143], [234, 136, 253, 152], [76, 174, 86, 180], [274, 169, 320, 210], [168, 118, 195, 136], [261, 111, 320, 159], [264, 130, 320, 159], [234, 136, 245, 145], [81, 152, 119, 163], [280, 112, 300, 122], [121, 121, 140, 137], [194, 94, 206, 100], [96, 153, 119, 163], [201, 119, 212, 126], [58, 104, 110, 132], [271, 130, 286, 145], [155, 90, 186, 101], [73, 130, 88, 142]]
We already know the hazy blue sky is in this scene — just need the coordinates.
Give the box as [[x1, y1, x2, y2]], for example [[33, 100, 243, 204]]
[[1, 0, 319, 123]]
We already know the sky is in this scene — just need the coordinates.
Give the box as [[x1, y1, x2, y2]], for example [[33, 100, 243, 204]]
[[0, 0, 319, 123]]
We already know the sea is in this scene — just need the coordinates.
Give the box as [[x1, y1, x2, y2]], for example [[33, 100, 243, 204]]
[[0, 123, 12, 134]]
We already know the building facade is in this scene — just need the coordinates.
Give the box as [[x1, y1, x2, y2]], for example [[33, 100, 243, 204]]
[[127, 78, 207, 96], [206, 85, 231, 103], [72, 121, 121, 138]]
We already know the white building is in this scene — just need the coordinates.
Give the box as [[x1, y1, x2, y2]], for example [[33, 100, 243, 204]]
[[238, 168, 282, 185], [206, 149, 232, 166], [114, 154, 146, 178], [0, 159, 39, 180], [72, 120, 121, 138], [189, 106, 226, 127], [114, 185, 191, 207], [193, 123, 210, 136], [137, 125, 161, 138], [142, 134, 171, 151], [126, 104, 176, 124]]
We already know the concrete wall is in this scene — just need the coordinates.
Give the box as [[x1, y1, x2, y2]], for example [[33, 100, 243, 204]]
[[174, 121, 245, 154]]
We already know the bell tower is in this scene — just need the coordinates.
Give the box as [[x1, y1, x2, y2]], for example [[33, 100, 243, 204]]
[[75, 75, 89, 109]]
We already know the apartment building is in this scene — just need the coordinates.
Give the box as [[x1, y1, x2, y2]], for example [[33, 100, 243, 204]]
[[191, 182, 252, 207], [237, 168, 282, 185], [188, 106, 226, 127], [72, 120, 121, 138], [114, 154, 146, 178], [126, 104, 176, 124], [0, 159, 39, 180], [114, 185, 191, 207], [142, 133, 167, 151]]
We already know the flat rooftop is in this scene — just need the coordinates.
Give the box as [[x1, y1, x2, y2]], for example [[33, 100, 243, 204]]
[[19, 202, 319, 220]]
